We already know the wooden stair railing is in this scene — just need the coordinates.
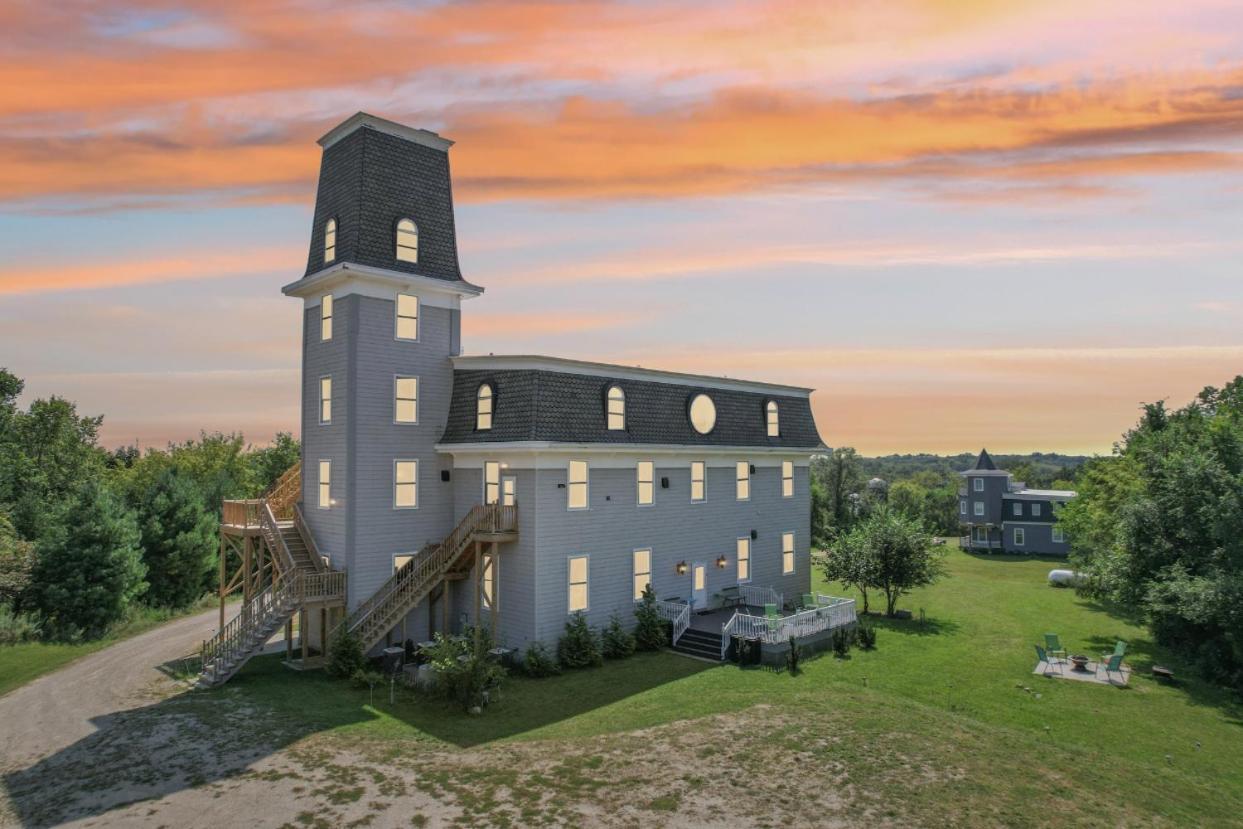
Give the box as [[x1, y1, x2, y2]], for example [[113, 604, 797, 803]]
[[259, 500, 298, 577], [338, 503, 518, 652], [265, 464, 301, 521], [294, 503, 327, 573]]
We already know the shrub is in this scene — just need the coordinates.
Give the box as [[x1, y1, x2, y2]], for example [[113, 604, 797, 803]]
[[137, 468, 217, 609], [602, 614, 636, 659], [786, 637, 802, 674], [522, 640, 561, 677], [558, 611, 603, 668], [633, 584, 667, 651], [832, 626, 853, 658], [0, 602, 42, 644], [423, 632, 506, 712], [0, 512, 35, 607], [327, 627, 367, 679], [857, 624, 877, 650]]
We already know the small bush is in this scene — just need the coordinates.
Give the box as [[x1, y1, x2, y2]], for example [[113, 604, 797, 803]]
[[423, 632, 506, 712], [522, 640, 561, 677], [832, 626, 852, 658], [0, 602, 42, 645], [857, 624, 877, 650], [351, 667, 385, 706], [602, 614, 636, 659], [786, 637, 802, 674], [327, 627, 367, 679], [633, 584, 667, 651], [558, 611, 603, 668]]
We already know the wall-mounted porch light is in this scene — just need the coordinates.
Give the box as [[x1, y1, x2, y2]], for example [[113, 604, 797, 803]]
[[676, 560, 688, 575], [716, 555, 728, 569]]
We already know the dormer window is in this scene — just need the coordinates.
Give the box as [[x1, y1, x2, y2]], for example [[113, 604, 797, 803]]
[[476, 383, 494, 430], [324, 218, 337, 263], [396, 218, 418, 263], [606, 385, 625, 430], [766, 401, 779, 437], [689, 393, 716, 435]]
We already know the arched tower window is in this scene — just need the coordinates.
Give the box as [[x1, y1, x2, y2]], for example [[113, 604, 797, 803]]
[[766, 401, 779, 437], [476, 383, 494, 431], [324, 218, 337, 263], [396, 218, 418, 263], [606, 385, 625, 430]]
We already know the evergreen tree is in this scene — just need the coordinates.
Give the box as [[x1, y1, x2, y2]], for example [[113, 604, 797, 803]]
[[139, 468, 218, 608], [602, 613, 636, 659], [633, 584, 667, 651], [31, 482, 146, 637]]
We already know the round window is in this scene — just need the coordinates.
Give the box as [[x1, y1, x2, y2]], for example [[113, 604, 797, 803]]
[[689, 393, 716, 434]]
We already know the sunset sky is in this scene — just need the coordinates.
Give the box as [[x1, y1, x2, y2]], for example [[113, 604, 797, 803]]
[[2, 0, 1242, 455]]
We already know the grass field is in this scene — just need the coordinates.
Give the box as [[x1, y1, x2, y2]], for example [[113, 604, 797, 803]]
[[9, 551, 1243, 827]]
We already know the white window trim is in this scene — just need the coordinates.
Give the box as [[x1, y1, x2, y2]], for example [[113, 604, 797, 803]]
[[607, 385, 625, 431], [393, 459, 419, 510], [396, 218, 419, 264], [395, 292, 420, 342], [476, 383, 494, 431], [324, 218, 337, 264], [1014, 528, 1026, 546], [318, 375, 332, 425], [1013, 502, 1022, 516], [1033, 503, 1042, 517], [482, 553, 496, 611], [317, 459, 331, 509], [393, 553, 415, 573], [974, 501, 985, 517], [632, 548, 652, 602], [782, 531, 795, 575], [782, 460, 794, 498], [766, 401, 779, 438], [567, 554, 589, 613], [690, 461, 706, 503], [960, 500, 967, 515], [736, 461, 751, 502], [394, 374, 419, 425], [483, 461, 500, 506], [973, 478, 984, 492], [567, 459, 589, 511], [320, 293, 333, 341], [736, 537, 752, 584], [636, 460, 654, 507]]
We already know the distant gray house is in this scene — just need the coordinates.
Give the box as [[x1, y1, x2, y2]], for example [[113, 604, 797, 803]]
[[958, 449, 1075, 555], [201, 113, 841, 685]]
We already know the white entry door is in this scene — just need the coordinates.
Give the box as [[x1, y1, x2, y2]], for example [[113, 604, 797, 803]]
[[691, 562, 707, 609], [502, 475, 517, 506]]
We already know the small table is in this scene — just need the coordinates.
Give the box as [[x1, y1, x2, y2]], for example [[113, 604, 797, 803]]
[[1070, 655, 1091, 672]]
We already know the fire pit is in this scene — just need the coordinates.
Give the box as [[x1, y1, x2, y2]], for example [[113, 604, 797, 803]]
[[1070, 654, 1091, 672]]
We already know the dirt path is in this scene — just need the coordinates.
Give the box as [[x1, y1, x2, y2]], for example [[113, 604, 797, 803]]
[[0, 608, 217, 771]]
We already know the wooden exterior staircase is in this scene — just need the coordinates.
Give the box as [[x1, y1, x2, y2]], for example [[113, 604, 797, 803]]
[[340, 503, 518, 653], [201, 465, 344, 688]]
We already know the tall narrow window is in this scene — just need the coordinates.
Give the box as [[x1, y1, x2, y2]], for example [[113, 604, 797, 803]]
[[974, 501, 985, 517], [691, 461, 706, 502], [766, 401, 779, 437], [482, 554, 495, 610], [736, 537, 751, 583], [318, 460, 331, 509], [324, 218, 336, 263], [394, 460, 418, 509], [319, 376, 332, 424], [568, 460, 588, 510], [973, 478, 984, 492], [568, 555, 589, 612], [396, 293, 419, 340], [636, 461, 654, 506], [606, 385, 625, 430], [782, 531, 795, 575], [476, 383, 494, 430], [782, 461, 794, 498], [396, 218, 418, 263], [1033, 503, 1042, 517], [320, 294, 333, 341], [736, 461, 750, 501], [1014, 528, 1025, 546], [960, 500, 967, 515], [632, 549, 651, 601], [1013, 502, 1022, 517], [483, 461, 500, 505], [394, 376, 418, 424]]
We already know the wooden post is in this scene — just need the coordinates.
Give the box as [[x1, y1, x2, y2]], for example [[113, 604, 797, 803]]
[[442, 581, 450, 634], [491, 540, 500, 646], [285, 618, 293, 661], [242, 536, 253, 607], [473, 540, 482, 652], [300, 607, 308, 663], [320, 607, 327, 658], [218, 532, 226, 631]]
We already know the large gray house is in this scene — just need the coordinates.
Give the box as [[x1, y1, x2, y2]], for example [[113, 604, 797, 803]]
[[959, 449, 1075, 555], [200, 113, 833, 684]]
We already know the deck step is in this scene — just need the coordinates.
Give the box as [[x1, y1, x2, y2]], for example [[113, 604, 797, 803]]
[[672, 628, 724, 661]]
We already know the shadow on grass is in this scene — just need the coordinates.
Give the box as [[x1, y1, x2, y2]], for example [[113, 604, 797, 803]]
[[1, 650, 712, 828], [861, 611, 961, 638], [963, 551, 1069, 565]]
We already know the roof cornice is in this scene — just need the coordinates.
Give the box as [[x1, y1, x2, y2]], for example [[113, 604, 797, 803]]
[[451, 355, 814, 397], [283, 262, 483, 300], [435, 441, 825, 455], [319, 112, 453, 152]]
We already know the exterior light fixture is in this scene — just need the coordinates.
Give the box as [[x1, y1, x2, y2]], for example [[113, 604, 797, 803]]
[[716, 555, 728, 569], [676, 561, 688, 575], [750, 529, 758, 540]]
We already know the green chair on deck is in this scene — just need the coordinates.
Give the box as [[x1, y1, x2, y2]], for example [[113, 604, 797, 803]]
[[764, 603, 780, 633], [801, 593, 816, 611], [1035, 644, 1061, 675], [1043, 633, 1068, 663]]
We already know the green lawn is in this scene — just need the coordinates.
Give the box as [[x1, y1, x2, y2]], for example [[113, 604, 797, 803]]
[[192, 549, 1243, 826]]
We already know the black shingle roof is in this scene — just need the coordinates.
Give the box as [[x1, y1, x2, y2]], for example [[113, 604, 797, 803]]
[[303, 118, 463, 282], [440, 369, 824, 448], [972, 448, 998, 471]]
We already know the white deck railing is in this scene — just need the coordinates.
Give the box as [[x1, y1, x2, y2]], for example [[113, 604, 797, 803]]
[[655, 599, 691, 646], [722, 595, 856, 647], [739, 583, 783, 610]]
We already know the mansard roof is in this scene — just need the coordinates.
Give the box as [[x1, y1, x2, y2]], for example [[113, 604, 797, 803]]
[[438, 357, 824, 450], [973, 448, 998, 470], [301, 112, 466, 284]]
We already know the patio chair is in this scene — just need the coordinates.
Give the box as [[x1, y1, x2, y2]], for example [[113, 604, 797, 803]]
[[1098, 653, 1126, 682], [1043, 633, 1068, 662], [1035, 644, 1061, 675], [1100, 640, 1127, 663], [802, 593, 816, 610], [764, 603, 780, 633]]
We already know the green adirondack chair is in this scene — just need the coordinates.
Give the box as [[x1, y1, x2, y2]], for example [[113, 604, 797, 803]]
[[764, 603, 780, 633], [1098, 652, 1126, 682], [1035, 644, 1061, 675], [1101, 640, 1127, 663], [1043, 633, 1068, 662]]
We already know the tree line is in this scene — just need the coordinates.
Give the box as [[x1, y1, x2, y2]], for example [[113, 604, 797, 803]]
[[0, 369, 299, 642]]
